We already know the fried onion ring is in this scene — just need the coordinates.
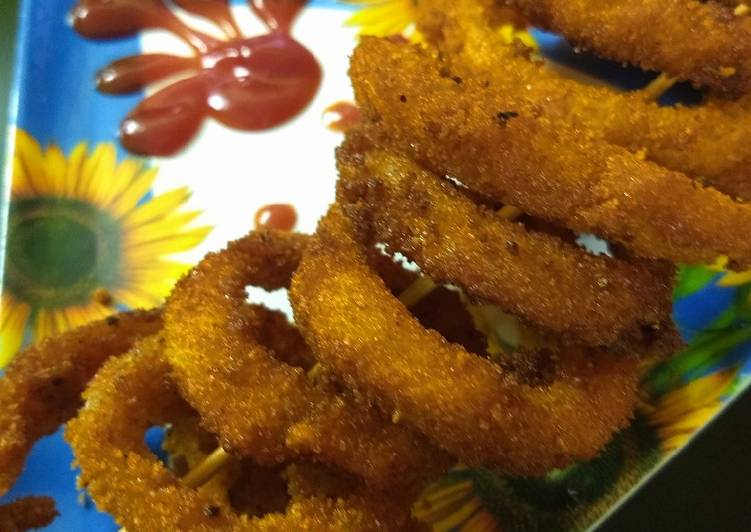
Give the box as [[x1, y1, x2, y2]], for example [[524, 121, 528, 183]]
[[291, 205, 640, 475], [163, 230, 448, 489], [417, 0, 751, 201], [0, 309, 161, 495], [66, 337, 420, 531], [505, 0, 751, 97], [350, 37, 751, 267], [0, 496, 58, 532], [336, 136, 677, 347]]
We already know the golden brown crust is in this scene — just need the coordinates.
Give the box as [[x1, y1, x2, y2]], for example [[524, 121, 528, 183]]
[[290, 206, 640, 475], [0, 496, 58, 532], [350, 37, 751, 267], [506, 0, 751, 97], [163, 230, 448, 489], [417, 0, 751, 201], [0, 309, 162, 495], [336, 139, 677, 347], [67, 340, 415, 531]]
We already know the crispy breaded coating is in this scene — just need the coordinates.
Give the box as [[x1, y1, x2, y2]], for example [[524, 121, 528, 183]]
[[239, 303, 316, 370], [350, 37, 751, 267], [0, 496, 57, 532], [162, 414, 247, 509], [163, 230, 449, 489], [290, 206, 640, 475], [68, 340, 415, 531], [0, 309, 162, 495], [417, 0, 751, 201], [505, 0, 751, 97], [337, 139, 677, 347]]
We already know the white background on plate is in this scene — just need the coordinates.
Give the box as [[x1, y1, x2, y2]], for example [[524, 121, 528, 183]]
[[141, 6, 357, 313]]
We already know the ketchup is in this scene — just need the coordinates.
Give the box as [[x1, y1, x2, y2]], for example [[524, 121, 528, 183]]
[[254, 204, 298, 231], [322, 101, 362, 133], [73, 1, 321, 156]]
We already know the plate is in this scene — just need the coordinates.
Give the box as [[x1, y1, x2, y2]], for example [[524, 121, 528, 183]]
[[1, 1, 750, 530]]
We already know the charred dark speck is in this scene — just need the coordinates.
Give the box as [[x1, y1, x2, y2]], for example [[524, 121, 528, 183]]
[[106, 315, 120, 326], [451, 75, 463, 85], [399, 94, 407, 103], [496, 111, 519, 125], [204, 505, 221, 518]]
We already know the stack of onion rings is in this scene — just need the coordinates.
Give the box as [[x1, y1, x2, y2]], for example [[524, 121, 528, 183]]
[[291, 205, 644, 474], [8, 3, 750, 528], [67, 338, 423, 531], [161, 230, 449, 489]]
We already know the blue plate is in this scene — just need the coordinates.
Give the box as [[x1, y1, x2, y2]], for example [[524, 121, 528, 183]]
[[1, 2, 750, 530]]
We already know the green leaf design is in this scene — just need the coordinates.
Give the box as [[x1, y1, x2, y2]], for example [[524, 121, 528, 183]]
[[645, 283, 751, 398], [673, 264, 719, 299]]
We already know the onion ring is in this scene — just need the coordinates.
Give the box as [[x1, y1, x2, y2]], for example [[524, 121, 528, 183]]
[[350, 37, 751, 267], [0, 309, 161, 495], [291, 205, 641, 475], [505, 0, 751, 98], [336, 137, 678, 348], [163, 230, 448, 488], [417, 0, 751, 201], [66, 337, 421, 531]]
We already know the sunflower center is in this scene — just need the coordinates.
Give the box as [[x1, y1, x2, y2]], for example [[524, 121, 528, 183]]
[[6, 197, 121, 308]]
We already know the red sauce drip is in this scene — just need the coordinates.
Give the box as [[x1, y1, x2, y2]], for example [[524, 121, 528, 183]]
[[254, 204, 298, 231], [323, 101, 362, 133], [72, 0, 321, 156], [251, 0, 308, 33]]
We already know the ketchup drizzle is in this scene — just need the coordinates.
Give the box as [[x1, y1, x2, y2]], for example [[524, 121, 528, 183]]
[[73, 0, 321, 156]]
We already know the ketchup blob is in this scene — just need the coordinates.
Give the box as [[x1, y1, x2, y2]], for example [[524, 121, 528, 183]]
[[73, 0, 322, 156]]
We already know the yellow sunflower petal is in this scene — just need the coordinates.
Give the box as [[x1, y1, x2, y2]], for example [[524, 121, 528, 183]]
[[63, 306, 87, 331], [415, 482, 475, 524], [112, 287, 164, 309], [123, 226, 212, 260], [11, 155, 35, 198], [99, 158, 144, 208], [64, 142, 89, 198], [656, 405, 720, 442], [120, 277, 185, 298], [122, 210, 202, 243], [33, 308, 56, 342], [346, 0, 416, 37], [433, 498, 483, 532], [15, 129, 50, 195], [51, 307, 72, 334], [108, 167, 159, 218], [718, 269, 751, 287], [121, 260, 192, 281], [118, 187, 191, 228], [43, 144, 68, 196], [0, 296, 31, 367], [78, 143, 117, 205], [649, 370, 735, 425]]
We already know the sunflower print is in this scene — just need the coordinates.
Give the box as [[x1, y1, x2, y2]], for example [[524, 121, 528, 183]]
[[343, 0, 421, 41], [343, 0, 537, 49], [0, 129, 210, 366], [642, 368, 737, 453]]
